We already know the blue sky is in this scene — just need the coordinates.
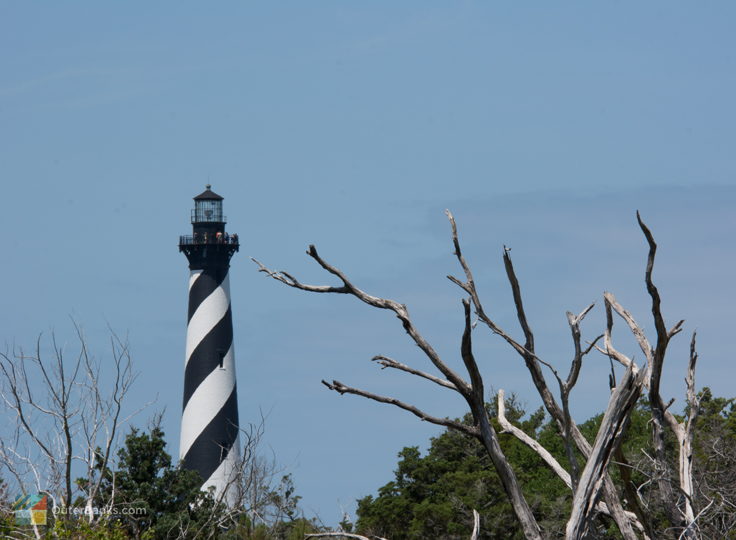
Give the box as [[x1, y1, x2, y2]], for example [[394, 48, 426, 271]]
[[2, 1, 735, 525]]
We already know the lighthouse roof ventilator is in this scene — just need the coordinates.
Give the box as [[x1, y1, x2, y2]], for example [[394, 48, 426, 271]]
[[178, 185, 240, 503]]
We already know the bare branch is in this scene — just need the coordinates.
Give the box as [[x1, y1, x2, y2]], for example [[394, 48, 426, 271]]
[[636, 211, 669, 361], [252, 257, 350, 294], [604, 292, 653, 367], [502, 248, 536, 355], [685, 332, 700, 432], [564, 303, 597, 391], [600, 297, 639, 372], [372, 355, 457, 391], [322, 379, 478, 438], [461, 299, 484, 402]]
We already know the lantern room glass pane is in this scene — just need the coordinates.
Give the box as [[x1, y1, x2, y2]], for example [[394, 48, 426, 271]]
[[192, 200, 224, 223]]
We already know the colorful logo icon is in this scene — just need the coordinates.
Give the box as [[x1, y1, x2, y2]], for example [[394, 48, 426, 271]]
[[13, 493, 47, 525]]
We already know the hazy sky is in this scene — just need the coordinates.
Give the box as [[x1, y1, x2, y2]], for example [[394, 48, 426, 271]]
[[2, 2, 735, 525]]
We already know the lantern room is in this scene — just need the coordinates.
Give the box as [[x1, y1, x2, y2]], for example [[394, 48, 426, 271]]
[[192, 184, 225, 224]]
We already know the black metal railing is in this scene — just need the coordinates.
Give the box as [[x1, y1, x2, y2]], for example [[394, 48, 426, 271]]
[[179, 234, 239, 246]]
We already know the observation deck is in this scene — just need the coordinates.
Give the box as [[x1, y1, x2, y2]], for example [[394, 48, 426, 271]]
[[179, 234, 239, 248]]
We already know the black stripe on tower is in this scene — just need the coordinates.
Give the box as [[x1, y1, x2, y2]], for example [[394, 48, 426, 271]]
[[182, 306, 233, 409], [181, 386, 240, 483], [188, 269, 229, 322]]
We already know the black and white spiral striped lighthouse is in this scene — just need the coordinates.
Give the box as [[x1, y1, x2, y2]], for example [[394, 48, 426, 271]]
[[178, 185, 240, 501]]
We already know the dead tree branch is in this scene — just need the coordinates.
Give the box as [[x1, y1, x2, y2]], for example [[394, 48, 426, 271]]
[[371, 355, 457, 391], [321, 379, 478, 438]]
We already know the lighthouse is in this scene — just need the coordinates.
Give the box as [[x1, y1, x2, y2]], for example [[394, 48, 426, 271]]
[[178, 185, 240, 501]]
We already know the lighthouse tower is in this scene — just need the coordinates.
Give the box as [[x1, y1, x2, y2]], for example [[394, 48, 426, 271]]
[[178, 185, 240, 500]]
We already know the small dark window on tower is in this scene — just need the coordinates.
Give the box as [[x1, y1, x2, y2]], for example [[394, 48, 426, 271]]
[[217, 348, 226, 369]]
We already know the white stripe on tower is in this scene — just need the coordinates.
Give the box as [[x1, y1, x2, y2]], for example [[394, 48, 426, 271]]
[[180, 269, 240, 502], [180, 343, 234, 457], [185, 273, 230, 365]]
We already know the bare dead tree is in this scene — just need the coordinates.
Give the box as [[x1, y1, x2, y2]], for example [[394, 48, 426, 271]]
[[0, 322, 140, 528], [254, 212, 705, 540]]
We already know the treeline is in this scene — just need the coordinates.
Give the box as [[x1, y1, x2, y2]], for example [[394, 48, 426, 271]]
[[3, 390, 734, 539]]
